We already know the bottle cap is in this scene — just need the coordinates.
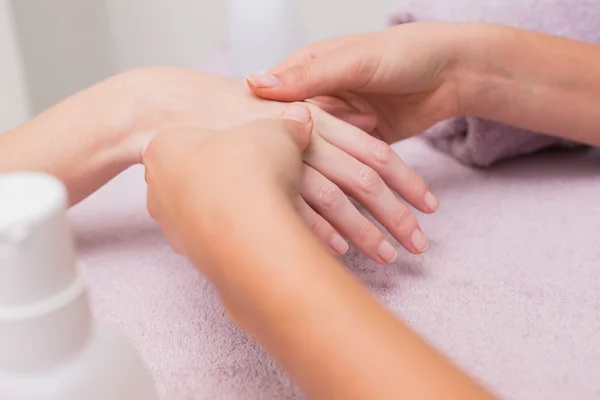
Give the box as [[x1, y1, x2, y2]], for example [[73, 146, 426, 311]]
[[0, 172, 77, 308], [0, 172, 90, 373]]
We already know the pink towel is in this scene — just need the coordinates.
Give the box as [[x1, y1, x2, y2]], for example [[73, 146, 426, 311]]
[[389, 0, 599, 166], [71, 141, 600, 399]]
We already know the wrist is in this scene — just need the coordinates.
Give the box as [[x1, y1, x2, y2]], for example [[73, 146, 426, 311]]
[[445, 23, 500, 117], [181, 186, 312, 313], [209, 210, 340, 335], [107, 67, 181, 165], [0, 74, 142, 205], [450, 23, 527, 119], [91, 71, 149, 166], [113, 66, 232, 164], [185, 185, 298, 273]]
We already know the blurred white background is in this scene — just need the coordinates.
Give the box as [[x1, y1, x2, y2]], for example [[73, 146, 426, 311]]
[[0, 0, 397, 131]]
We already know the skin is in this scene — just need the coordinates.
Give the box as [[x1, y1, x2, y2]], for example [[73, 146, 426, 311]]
[[143, 106, 497, 400], [0, 72, 494, 396], [142, 22, 600, 398], [3, 21, 599, 399], [248, 22, 600, 147], [0, 67, 436, 263]]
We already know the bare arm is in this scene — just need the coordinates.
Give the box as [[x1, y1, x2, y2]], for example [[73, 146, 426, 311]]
[[141, 109, 496, 398], [178, 182, 496, 400], [457, 23, 600, 146], [0, 66, 436, 261], [249, 22, 600, 146], [0, 76, 138, 205]]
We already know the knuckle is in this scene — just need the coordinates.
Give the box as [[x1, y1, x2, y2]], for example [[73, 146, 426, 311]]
[[308, 217, 327, 236], [358, 221, 376, 241], [344, 55, 368, 79], [343, 52, 379, 88], [280, 119, 304, 138], [404, 169, 426, 194], [286, 64, 312, 85], [316, 183, 345, 211], [355, 166, 383, 196], [368, 139, 393, 166], [392, 205, 416, 229]]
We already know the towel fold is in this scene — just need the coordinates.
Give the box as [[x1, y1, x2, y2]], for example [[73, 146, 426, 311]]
[[388, 0, 599, 166], [424, 118, 578, 167]]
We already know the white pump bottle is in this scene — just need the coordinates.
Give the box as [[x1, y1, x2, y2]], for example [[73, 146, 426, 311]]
[[229, 0, 304, 78], [0, 172, 157, 400]]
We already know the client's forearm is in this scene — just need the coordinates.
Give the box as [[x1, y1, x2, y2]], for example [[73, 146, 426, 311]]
[[0, 75, 138, 205], [457, 23, 600, 146], [183, 191, 496, 400]]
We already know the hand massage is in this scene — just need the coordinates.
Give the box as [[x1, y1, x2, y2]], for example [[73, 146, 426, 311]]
[[1, 4, 599, 399]]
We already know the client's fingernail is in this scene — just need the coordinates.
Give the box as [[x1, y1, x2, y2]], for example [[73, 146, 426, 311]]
[[424, 191, 439, 212], [330, 233, 349, 255], [377, 241, 397, 263], [411, 230, 429, 253], [246, 73, 279, 88], [284, 103, 311, 124]]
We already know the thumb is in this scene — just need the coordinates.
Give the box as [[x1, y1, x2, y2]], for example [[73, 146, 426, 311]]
[[281, 103, 313, 151], [231, 103, 313, 153], [246, 47, 370, 102]]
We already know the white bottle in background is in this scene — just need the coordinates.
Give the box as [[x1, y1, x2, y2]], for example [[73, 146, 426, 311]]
[[229, 0, 304, 78], [0, 173, 157, 400]]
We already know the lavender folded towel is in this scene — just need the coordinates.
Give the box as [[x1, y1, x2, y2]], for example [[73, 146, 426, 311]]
[[72, 141, 600, 400], [388, 0, 600, 166]]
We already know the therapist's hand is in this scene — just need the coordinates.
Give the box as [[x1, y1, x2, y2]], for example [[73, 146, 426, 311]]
[[142, 104, 311, 262], [123, 67, 436, 262], [247, 22, 464, 143], [143, 104, 498, 400]]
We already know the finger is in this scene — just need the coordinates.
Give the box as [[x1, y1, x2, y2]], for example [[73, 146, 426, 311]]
[[281, 103, 313, 151], [232, 104, 313, 152], [300, 165, 398, 264], [294, 196, 349, 256], [304, 133, 429, 254], [247, 44, 380, 102], [311, 107, 438, 214], [306, 97, 378, 133], [269, 35, 364, 74], [307, 95, 359, 114], [338, 113, 379, 133]]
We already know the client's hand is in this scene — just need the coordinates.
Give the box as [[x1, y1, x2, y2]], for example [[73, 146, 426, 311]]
[[122, 67, 435, 262], [142, 104, 311, 267]]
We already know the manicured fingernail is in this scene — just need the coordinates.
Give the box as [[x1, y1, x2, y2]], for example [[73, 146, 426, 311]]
[[377, 241, 397, 263], [411, 229, 429, 253], [424, 191, 439, 211], [330, 233, 349, 255], [246, 73, 279, 88], [283, 103, 311, 124]]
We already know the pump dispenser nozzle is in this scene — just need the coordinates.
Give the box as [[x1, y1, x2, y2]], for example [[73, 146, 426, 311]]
[[0, 172, 157, 399], [0, 173, 90, 374]]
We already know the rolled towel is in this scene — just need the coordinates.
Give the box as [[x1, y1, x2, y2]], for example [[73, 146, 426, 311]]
[[388, 0, 599, 166]]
